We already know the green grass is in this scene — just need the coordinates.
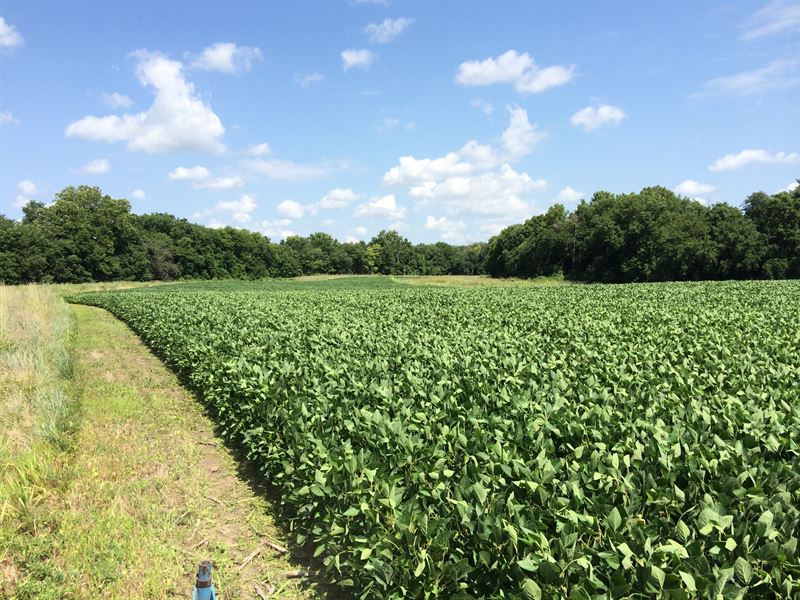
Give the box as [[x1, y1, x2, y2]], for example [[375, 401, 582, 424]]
[[2, 283, 314, 599]]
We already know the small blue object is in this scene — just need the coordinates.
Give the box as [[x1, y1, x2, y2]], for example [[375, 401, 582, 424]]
[[192, 560, 217, 600]]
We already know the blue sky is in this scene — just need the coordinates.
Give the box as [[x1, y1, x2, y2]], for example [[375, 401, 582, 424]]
[[1, 1, 799, 243]]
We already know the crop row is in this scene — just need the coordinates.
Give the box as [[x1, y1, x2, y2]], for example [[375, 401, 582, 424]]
[[69, 280, 800, 598]]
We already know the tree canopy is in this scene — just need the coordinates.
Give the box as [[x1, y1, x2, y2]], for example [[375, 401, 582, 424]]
[[1, 183, 797, 284]]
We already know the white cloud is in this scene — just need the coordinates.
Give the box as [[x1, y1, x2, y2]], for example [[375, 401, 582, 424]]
[[365, 17, 414, 43], [168, 165, 242, 189], [470, 98, 494, 115], [15, 180, 38, 209], [191, 42, 263, 74], [383, 108, 546, 220], [425, 215, 466, 241], [779, 181, 799, 193], [17, 180, 37, 195], [195, 175, 244, 190], [131, 189, 146, 200], [258, 219, 294, 240], [455, 49, 574, 94], [219, 194, 257, 223], [383, 106, 540, 187], [557, 186, 582, 202], [742, 1, 800, 40], [674, 180, 716, 203], [355, 194, 406, 219], [694, 59, 799, 97], [0, 110, 20, 126], [102, 92, 134, 109], [570, 104, 626, 131], [244, 158, 344, 181], [502, 105, 546, 159], [195, 193, 258, 224], [319, 188, 361, 209], [168, 165, 211, 181], [66, 51, 225, 154], [354, 225, 368, 236], [709, 149, 800, 172], [79, 158, 111, 174], [341, 49, 376, 71], [295, 72, 324, 88], [244, 142, 271, 156], [0, 17, 23, 48], [277, 199, 305, 219], [409, 164, 546, 217]]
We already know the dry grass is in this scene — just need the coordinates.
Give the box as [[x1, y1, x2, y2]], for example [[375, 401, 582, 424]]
[[393, 274, 567, 287], [0, 285, 77, 595]]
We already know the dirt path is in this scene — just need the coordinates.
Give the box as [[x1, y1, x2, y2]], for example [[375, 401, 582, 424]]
[[53, 305, 316, 598]]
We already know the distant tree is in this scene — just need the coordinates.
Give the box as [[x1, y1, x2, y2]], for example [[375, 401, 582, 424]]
[[368, 230, 415, 275], [744, 184, 800, 278]]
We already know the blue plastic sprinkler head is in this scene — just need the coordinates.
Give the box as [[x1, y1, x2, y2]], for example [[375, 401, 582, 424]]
[[192, 560, 217, 600]]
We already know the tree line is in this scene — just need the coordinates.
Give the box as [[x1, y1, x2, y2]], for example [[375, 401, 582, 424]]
[[0, 186, 483, 283], [485, 184, 799, 281], [0, 184, 797, 284]]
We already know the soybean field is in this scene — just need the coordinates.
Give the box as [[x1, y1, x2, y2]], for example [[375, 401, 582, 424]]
[[68, 278, 800, 599]]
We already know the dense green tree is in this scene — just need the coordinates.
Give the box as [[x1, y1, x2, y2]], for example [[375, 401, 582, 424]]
[[368, 230, 416, 275], [744, 184, 800, 278], [1, 184, 797, 284]]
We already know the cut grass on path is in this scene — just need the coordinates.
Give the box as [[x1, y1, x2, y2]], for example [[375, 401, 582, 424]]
[[11, 302, 315, 598]]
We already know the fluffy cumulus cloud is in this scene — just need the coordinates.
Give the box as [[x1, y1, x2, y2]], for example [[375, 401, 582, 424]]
[[102, 92, 134, 109], [131, 189, 146, 200], [694, 59, 799, 97], [190, 42, 263, 74], [384, 106, 541, 187], [218, 194, 257, 222], [742, 1, 800, 40], [168, 165, 210, 181], [780, 181, 799, 193], [0, 17, 23, 48], [425, 215, 466, 241], [319, 188, 361, 209], [258, 219, 295, 240], [709, 149, 800, 172], [277, 199, 305, 219], [365, 17, 414, 44], [66, 51, 225, 154], [354, 194, 406, 220], [0, 110, 19, 126], [79, 158, 111, 174], [168, 165, 243, 189], [14, 179, 38, 208], [674, 180, 716, 203], [556, 186, 583, 202], [570, 104, 626, 131], [383, 107, 548, 228], [455, 50, 574, 94], [502, 106, 546, 159], [194, 193, 257, 224], [341, 49, 376, 71]]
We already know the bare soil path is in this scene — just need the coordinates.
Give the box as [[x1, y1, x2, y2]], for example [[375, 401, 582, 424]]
[[51, 304, 316, 598]]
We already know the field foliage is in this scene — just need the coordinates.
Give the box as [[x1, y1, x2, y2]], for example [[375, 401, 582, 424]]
[[68, 279, 800, 598]]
